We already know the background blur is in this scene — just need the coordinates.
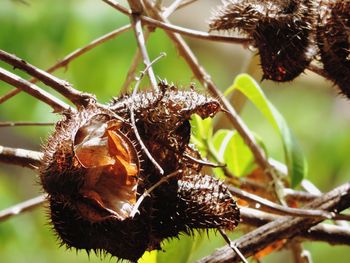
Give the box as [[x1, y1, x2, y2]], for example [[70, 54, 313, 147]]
[[1, 0, 350, 262]]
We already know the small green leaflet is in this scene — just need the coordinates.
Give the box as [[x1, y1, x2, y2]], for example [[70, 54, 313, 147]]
[[212, 129, 255, 178], [225, 74, 307, 187], [190, 114, 214, 157]]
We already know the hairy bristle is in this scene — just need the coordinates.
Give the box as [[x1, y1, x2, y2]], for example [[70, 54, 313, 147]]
[[209, 0, 317, 81], [317, 0, 350, 97], [40, 83, 240, 261]]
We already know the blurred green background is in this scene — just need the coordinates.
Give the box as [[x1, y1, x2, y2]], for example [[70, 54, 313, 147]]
[[0, 0, 349, 262]]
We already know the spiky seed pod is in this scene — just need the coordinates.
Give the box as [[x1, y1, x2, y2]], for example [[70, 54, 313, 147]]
[[317, 0, 350, 97], [177, 173, 240, 231], [210, 0, 317, 81], [40, 83, 240, 261]]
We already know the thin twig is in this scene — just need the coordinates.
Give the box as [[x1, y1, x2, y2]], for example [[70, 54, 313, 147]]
[[0, 67, 72, 112], [102, 0, 332, 88], [0, 145, 43, 169], [219, 228, 248, 263], [0, 24, 132, 104], [129, 13, 159, 91], [0, 87, 21, 104], [228, 185, 345, 220], [126, 0, 144, 13], [0, 50, 92, 107], [240, 207, 350, 246], [0, 121, 54, 127], [0, 194, 47, 222], [284, 188, 319, 202], [176, 0, 198, 10], [307, 63, 329, 79], [128, 54, 166, 175], [102, 0, 251, 45], [45, 24, 132, 74], [130, 170, 180, 217], [163, 0, 187, 18], [2, 192, 349, 246], [291, 241, 312, 263], [120, 34, 147, 93], [120, 2, 181, 93], [198, 182, 350, 263], [139, 0, 280, 197]]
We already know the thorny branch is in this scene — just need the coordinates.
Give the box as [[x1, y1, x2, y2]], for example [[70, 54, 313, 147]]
[[198, 182, 350, 263], [0, 146, 43, 169], [121, 1, 186, 92], [0, 24, 132, 104], [102, 0, 251, 45], [240, 207, 350, 246], [0, 50, 92, 107], [137, 0, 281, 197], [1, 145, 349, 247], [0, 122, 54, 127], [1, 194, 349, 246], [0, 194, 47, 222], [129, 14, 159, 91], [101, 0, 328, 80], [0, 67, 72, 112], [228, 185, 350, 221]]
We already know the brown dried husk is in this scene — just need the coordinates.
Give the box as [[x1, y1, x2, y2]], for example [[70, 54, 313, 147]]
[[209, 0, 317, 81], [40, 84, 240, 261], [317, 0, 350, 97]]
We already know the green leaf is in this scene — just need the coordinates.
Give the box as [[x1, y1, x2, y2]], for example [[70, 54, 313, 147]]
[[212, 129, 255, 178], [190, 114, 214, 157], [157, 235, 194, 263], [190, 114, 213, 141], [139, 251, 158, 263], [226, 74, 307, 187]]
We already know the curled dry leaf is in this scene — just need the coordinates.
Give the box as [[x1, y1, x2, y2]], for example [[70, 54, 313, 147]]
[[40, 82, 240, 261]]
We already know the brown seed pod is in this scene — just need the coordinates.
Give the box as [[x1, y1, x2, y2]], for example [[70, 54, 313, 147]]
[[209, 0, 317, 81], [317, 0, 350, 97], [40, 83, 240, 261]]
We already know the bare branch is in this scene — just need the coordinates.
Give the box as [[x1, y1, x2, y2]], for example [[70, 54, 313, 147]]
[[0, 87, 21, 104], [0, 50, 92, 107], [290, 241, 312, 263], [45, 24, 132, 74], [0, 25, 132, 105], [307, 63, 329, 80], [137, 0, 279, 197], [0, 121, 54, 127], [219, 228, 248, 263], [128, 56, 165, 175], [121, 2, 181, 93], [176, 0, 198, 10], [163, 0, 192, 18], [120, 39, 145, 93], [129, 13, 159, 91], [0, 67, 72, 112], [102, 0, 251, 45], [126, 0, 144, 13], [0, 194, 47, 222], [0, 145, 43, 169], [228, 185, 344, 220], [240, 207, 350, 246], [102, 0, 333, 87], [284, 188, 319, 202], [198, 182, 350, 263]]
